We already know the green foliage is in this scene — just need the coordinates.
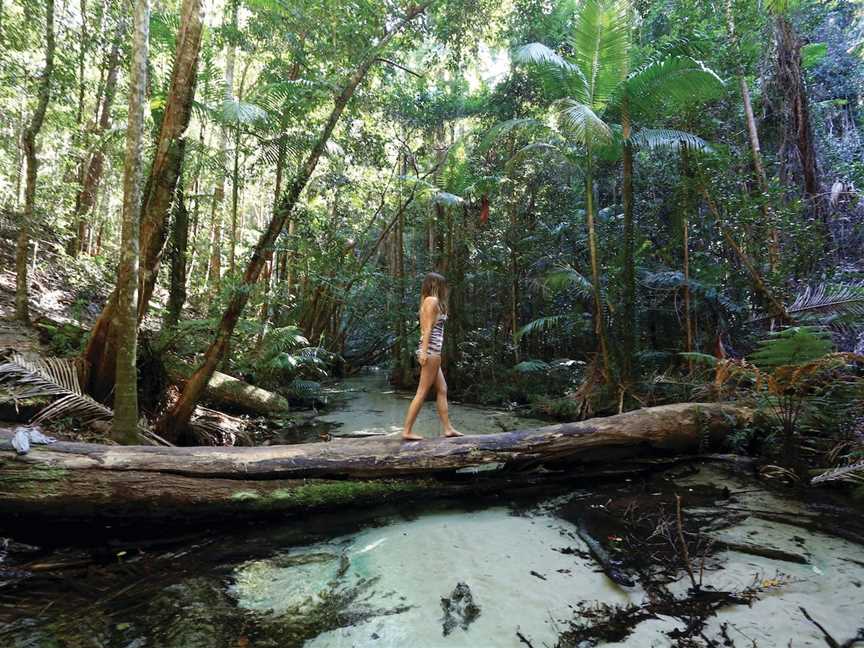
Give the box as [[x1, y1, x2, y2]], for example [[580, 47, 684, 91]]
[[750, 327, 834, 370]]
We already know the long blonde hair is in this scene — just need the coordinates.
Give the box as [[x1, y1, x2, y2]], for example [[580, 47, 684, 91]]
[[420, 272, 448, 316]]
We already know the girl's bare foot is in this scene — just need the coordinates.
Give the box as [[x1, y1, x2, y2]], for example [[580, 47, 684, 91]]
[[402, 432, 424, 441], [443, 429, 463, 438]]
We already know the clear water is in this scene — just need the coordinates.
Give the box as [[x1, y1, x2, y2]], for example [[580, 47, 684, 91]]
[[2, 378, 863, 647], [316, 370, 550, 438]]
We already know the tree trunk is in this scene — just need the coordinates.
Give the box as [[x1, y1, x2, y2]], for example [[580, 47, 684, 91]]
[[207, 0, 237, 293], [584, 149, 612, 381], [69, 22, 123, 257], [14, 0, 55, 323], [0, 402, 751, 523], [165, 165, 189, 327], [620, 102, 636, 386], [773, 14, 821, 211], [137, 0, 205, 317], [83, 0, 204, 401], [112, 0, 149, 443], [156, 1, 437, 438], [699, 184, 788, 320]]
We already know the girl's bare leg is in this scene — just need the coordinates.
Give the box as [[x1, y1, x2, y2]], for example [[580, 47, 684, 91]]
[[402, 355, 440, 440], [435, 367, 463, 437]]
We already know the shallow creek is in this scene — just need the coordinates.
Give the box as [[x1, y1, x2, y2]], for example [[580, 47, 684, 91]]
[[1, 377, 863, 647]]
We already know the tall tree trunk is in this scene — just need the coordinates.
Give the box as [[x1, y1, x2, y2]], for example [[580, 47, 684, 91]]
[[207, 0, 237, 293], [69, 21, 123, 257], [112, 0, 149, 442], [584, 149, 612, 381], [15, 0, 55, 323], [137, 0, 204, 317], [165, 163, 189, 327], [157, 1, 437, 438], [620, 100, 636, 386], [83, 0, 204, 400]]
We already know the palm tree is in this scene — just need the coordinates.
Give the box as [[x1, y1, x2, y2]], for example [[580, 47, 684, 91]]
[[513, 0, 722, 385]]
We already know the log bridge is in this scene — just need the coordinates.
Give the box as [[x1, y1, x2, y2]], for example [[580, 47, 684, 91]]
[[0, 402, 750, 528]]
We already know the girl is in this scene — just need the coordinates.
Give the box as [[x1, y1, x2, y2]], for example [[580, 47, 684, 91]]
[[402, 272, 463, 441]]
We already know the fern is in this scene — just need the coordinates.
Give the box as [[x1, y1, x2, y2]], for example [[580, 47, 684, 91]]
[[750, 327, 834, 370], [514, 359, 551, 373]]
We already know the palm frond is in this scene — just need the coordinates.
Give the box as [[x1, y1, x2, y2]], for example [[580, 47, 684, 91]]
[[543, 264, 594, 301], [624, 56, 724, 118], [478, 118, 546, 152], [554, 98, 612, 145], [0, 351, 112, 425], [568, 0, 630, 108], [516, 315, 569, 341], [512, 42, 578, 73], [220, 99, 268, 126], [0, 352, 169, 445], [811, 460, 864, 484], [785, 282, 864, 331], [629, 128, 711, 153]]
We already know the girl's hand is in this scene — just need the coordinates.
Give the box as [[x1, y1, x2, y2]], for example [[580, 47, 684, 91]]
[[417, 350, 427, 366]]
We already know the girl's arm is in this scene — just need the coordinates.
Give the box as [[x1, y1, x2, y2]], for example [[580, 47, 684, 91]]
[[417, 296, 439, 360]]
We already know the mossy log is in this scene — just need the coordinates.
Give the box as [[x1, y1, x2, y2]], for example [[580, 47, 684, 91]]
[[163, 354, 290, 416], [0, 402, 750, 526]]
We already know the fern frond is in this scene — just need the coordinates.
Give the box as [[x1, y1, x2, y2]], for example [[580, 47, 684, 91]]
[[514, 359, 551, 373]]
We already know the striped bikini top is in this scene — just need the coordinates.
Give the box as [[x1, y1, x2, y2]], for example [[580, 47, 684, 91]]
[[424, 313, 447, 354]]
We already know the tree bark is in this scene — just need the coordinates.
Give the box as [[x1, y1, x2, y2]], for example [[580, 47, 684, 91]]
[[620, 100, 636, 386], [156, 1, 438, 438], [137, 0, 205, 317], [0, 402, 751, 522], [112, 0, 149, 443], [14, 0, 55, 323], [165, 165, 189, 327], [585, 148, 612, 381]]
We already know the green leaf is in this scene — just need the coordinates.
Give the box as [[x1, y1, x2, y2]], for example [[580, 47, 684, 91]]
[[801, 43, 828, 69]]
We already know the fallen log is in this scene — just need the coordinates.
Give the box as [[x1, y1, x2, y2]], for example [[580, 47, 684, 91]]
[[0, 402, 750, 527], [163, 354, 290, 416]]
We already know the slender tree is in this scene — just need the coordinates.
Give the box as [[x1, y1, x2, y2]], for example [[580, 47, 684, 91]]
[[113, 0, 149, 442], [14, 0, 55, 323]]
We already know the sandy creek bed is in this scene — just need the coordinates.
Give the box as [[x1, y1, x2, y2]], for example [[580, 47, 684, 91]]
[[1, 375, 862, 647]]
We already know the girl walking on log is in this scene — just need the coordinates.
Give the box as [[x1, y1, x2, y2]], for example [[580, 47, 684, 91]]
[[402, 272, 463, 441]]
